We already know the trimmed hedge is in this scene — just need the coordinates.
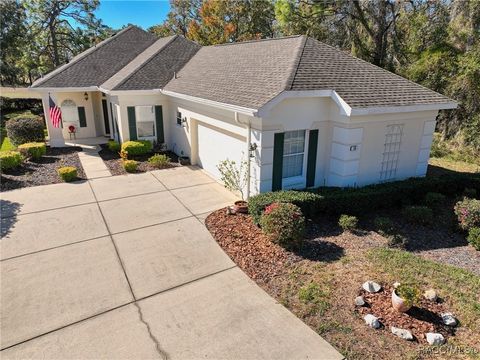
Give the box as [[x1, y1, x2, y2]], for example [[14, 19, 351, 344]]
[[18, 142, 46, 160], [107, 140, 120, 152], [121, 140, 152, 157], [5, 116, 45, 146], [248, 174, 480, 223], [123, 159, 138, 173], [57, 166, 77, 182], [249, 190, 322, 225], [0, 151, 22, 171]]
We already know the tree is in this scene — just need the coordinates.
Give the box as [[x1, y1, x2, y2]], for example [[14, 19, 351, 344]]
[[0, 0, 27, 85], [22, 0, 105, 67], [149, 0, 201, 38]]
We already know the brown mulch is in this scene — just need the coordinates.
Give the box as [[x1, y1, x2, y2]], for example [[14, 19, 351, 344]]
[[98, 144, 180, 176], [205, 210, 293, 283], [357, 285, 454, 343], [1, 147, 86, 191]]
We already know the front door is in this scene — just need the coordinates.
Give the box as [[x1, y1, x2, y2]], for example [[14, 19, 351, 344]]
[[101, 99, 110, 135]]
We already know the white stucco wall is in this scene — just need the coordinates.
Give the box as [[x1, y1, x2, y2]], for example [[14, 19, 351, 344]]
[[54, 91, 97, 139]]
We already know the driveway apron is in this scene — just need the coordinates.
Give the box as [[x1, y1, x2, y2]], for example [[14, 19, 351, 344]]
[[1, 166, 343, 359]]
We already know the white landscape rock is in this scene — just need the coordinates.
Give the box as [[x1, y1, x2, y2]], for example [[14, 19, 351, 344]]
[[441, 313, 457, 327], [391, 326, 414, 341], [424, 289, 438, 302], [354, 296, 365, 306], [426, 333, 445, 345], [364, 314, 381, 329], [362, 281, 381, 293]]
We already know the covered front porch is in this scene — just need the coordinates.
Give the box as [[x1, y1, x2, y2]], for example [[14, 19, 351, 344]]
[[39, 90, 116, 147]]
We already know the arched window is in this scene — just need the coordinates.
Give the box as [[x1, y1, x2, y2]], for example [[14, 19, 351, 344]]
[[60, 99, 79, 126]]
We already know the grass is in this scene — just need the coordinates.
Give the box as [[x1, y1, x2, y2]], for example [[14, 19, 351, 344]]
[[368, 248, 480, 332], [429, 157, 480, 174]]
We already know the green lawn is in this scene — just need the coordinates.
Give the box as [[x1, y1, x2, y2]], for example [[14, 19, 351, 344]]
[[0, 129, 16, 152]]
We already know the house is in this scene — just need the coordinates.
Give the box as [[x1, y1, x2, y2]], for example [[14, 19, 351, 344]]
[[31, 25, 457, 197]]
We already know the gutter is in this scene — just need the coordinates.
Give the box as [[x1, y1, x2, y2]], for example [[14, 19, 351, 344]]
[[234, 112, 252, 200]]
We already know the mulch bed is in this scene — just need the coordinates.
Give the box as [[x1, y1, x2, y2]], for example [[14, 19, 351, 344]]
[[98, 144, 180, 175], [1, 147, 86, 191], [357, 285, 454, 343], [205, 209, 292, 283]]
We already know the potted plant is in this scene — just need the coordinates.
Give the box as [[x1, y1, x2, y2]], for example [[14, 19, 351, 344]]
[[392, 283, 420, 312], [217, 158, 249, 213]]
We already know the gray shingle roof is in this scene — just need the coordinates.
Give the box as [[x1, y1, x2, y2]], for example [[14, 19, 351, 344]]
[[111, 36, 200, 91], [164, 36, 305, 109], [165, 35, 453, 110], [31, 26, 157, 88], [291, 38, 452, 108]]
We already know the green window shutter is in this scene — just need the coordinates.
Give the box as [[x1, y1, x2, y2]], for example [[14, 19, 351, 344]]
[[272, 132, 284, 191], [155, 106, 164, 143], [306, 129, 319, 187], [78, 107, 87, 127], [127, 106, 137, 141]]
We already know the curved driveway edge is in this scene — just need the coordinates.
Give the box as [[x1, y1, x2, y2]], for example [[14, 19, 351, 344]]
[[1, 167, 343, 359]]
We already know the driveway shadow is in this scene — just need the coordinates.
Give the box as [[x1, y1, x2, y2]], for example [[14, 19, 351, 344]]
[[1, 199, 22, 238]]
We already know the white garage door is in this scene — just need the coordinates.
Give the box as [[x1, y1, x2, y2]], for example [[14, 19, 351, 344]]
[[197, 122, 246, 181]]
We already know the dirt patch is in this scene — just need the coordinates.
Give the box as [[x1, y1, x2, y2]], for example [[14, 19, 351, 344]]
[[1, 147, 86, 191], [357, 285, 453, 343], [98, 144, 180, 176]]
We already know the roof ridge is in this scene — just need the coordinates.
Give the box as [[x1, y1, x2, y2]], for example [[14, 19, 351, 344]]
[[112, 35, 179, 90], [212, 35, 303, 47], [285, 35, 307, 91], [32, 26, 153, 88], [307, 37, 451, 100]]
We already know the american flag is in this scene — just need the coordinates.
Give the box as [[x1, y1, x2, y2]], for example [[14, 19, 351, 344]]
[[49, 95, 62, 128]]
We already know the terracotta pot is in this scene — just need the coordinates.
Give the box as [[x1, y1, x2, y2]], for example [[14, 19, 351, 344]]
[[391, 289, 412, 312], [233, 200, 248, 214]]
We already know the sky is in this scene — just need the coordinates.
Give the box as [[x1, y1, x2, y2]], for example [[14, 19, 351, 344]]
[[95, 0, 170, 30]]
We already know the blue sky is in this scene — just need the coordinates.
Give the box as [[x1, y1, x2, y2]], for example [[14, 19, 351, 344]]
[[95, 0, 170, 30]]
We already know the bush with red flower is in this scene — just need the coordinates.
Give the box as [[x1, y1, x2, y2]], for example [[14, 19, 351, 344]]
[[260, 202, 305, 250], [454, 197, 480, 230]]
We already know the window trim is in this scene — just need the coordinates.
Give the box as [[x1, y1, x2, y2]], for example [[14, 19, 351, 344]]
[[282, 130, 309, 187], [135, 105, 156, 140]]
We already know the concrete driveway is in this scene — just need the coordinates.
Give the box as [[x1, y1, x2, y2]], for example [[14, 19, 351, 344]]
[[1, 166, 342, 360]]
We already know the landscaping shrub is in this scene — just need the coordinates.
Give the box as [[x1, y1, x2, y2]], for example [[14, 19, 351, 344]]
[[249, 190, 322, 225], [467, 227, 480, 250], [123, 159, 138, 173], [121, 140, 152, 157], [17, 142, 46, 160], [454, 198, 480, 230], [314, 174, 480, 215], [387, 233, 408, 248], [338, 214, 358, 231], [0, 151, 22, 171], [107, 140, 120, 152], [57, 166, 77, 182], [464, 188, 477, 198], [5, 116, 44, 146], [402, 206, 434, 226], [395, 283, 421, 307], [374, 216, 395, 235], [424, 192, 446, 209], [259, 202, 305, 250], [148, 153, 170, 168]]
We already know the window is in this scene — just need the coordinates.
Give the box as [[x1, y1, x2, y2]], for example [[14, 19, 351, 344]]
[[176, 111, 182, 126], [380, 124, 404, 181], [135, 106, 155, 138], [282, 130, 305, 178]]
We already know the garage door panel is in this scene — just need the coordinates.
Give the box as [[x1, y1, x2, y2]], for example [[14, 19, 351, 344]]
[[197, 122, 246, 181]]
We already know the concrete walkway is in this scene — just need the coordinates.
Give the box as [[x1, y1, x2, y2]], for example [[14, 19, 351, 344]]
[[1, 167, 343, 359], [66, 138, 112, 179]]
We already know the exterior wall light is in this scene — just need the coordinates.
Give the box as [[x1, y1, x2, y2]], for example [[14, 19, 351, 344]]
[[84, 92, 89, 101]]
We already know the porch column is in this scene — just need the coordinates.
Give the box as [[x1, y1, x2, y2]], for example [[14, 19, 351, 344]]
[[41, 92, 65, 147]]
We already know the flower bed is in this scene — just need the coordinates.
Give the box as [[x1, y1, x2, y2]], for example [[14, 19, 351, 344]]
[[98, 143, 179, 175], [1, 147, 86, 191]]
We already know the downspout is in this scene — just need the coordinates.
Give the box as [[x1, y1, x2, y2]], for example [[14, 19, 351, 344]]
[[235, 112, 251, 200]]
